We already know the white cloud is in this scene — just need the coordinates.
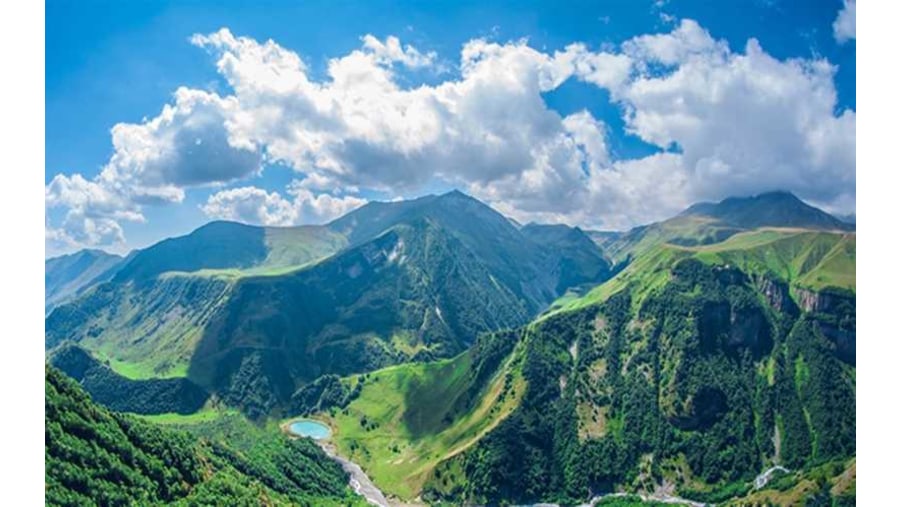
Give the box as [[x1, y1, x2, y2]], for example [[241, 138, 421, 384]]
[[833, 0, 856, 43], [45, 173, 144, 251], [615, 25, 855, 207], [107, 88, 262, 192], [623, 19, 724, 67], [562, 44, 632, 91], [46, 87, 262, 251], [200, 186, 298, 226], [201, 184, 366, 226], [47, 22, 856, 250], [361, 34, 436, 68], [287, 184, 368, 223]]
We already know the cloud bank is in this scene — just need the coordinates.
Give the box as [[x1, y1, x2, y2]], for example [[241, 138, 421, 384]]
[[46, 19, 855, 251]]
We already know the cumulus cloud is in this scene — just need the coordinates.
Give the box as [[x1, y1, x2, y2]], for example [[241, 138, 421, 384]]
[[47, 22, 855, 250], [45, 173, 144, 250], [46, 87, 263, 251], [833, 0, 856, 43], [616, 25, 855, 207], [200, 186, 297, 226], [201, 184, 366, 226], [622, 19, 725, 67]]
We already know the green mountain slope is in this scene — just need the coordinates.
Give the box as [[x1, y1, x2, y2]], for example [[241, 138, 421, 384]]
[[45, 365, 363, 506], [424, 253, 854, 505], [45, 249, 123, 313], [299, 195, 855, 505], [562, 228, 855, 318], [46, 272, 234, 378], [297, 329, 525, 500], [46, 191, 611, 419]]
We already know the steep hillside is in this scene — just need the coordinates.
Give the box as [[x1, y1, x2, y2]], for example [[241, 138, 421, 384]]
[[302, 329, 526, 500], [188, 215, 539, 418], [424, 253, 855, 506], [563, 229, 855, 317], [46, 191, 611, 419], [45, 366, 363, 506], [46, 273, 234, 378], [521, 223, 613, 293], [45, 249, 123, 313]]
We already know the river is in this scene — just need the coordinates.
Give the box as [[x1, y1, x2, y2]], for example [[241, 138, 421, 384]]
[[318, 441, 391, 507]]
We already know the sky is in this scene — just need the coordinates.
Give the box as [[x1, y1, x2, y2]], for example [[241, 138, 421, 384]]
[[45, 0, 856, 256]]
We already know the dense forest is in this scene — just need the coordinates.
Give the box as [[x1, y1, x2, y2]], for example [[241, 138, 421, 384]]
[[425, 259, 855, 505], [45, 366, 363, 506]]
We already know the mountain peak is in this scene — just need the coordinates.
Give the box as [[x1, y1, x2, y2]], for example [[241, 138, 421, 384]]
[[438, 189, 473, 200], [681, 191, 852, 231]]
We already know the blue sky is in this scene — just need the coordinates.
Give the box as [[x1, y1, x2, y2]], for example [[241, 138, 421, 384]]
[[45, 0, 856, 255]]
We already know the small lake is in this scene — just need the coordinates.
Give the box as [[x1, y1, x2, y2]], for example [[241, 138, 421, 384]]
[[288, 419, 332, 440]]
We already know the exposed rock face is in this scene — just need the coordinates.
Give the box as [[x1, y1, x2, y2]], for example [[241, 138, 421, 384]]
[[796, 287, 851, 314], [796, 287, 856, 365], [756, 276, 798, 315]]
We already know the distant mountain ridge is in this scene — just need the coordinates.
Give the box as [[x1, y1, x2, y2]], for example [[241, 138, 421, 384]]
[[601, 191, 854, 263], [45, 249, 124, 314], [680, 191, 854, 231]]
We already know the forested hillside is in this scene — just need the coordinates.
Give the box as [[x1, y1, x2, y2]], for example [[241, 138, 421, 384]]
[[45, 366, 363, 506], [423, 256, 855, 505]]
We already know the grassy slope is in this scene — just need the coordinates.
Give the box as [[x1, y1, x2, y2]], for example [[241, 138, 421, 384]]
[[262, 226, 347, 269], [317, 343, 526, 500], [48, 227, 347, 380], [155, 225, 346, 281], [553, 229, 854, 318], [603, 215, 740, 264], [45, 275, 235, 379], [135, 406, 240, 425], [692, 229, 856, 293]]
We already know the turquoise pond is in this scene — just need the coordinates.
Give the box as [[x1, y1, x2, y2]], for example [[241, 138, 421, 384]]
[[288, 420, 332, 440]]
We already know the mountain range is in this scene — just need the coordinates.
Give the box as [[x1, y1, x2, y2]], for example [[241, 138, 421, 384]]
[[47, 190, 611, 418], [45, 190, 856, 506]]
